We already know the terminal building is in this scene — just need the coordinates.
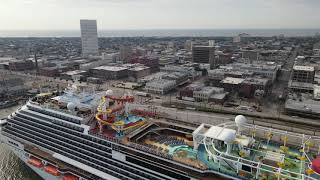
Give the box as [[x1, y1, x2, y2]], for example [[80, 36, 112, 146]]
[[285, 93, 320, 118]]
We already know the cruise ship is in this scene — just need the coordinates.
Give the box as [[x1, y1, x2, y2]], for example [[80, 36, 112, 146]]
[[1, 85, 320, 180]]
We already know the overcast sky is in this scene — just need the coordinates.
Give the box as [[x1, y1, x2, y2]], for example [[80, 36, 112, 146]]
[[0, 0, 319, 30]]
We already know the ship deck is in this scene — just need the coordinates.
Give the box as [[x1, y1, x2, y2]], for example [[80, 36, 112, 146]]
[[118, 119, 320, 180]]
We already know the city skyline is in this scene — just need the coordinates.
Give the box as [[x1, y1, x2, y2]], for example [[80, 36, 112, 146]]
[[1, 0, 320, 30]]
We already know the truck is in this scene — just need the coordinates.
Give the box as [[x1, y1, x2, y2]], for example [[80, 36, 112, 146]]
[[136, 91, 151, 97], [182, 97, 195, 102]]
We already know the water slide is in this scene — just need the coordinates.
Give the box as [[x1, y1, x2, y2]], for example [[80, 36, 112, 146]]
[[96, 95, 144, 132]]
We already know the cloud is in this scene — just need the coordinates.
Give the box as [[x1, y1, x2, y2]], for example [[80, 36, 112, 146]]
[[0, 0, 319, 30], [64, 0, 152, 7]]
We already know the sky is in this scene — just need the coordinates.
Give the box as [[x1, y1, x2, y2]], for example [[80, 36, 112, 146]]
[[0, 0, 319, 30]]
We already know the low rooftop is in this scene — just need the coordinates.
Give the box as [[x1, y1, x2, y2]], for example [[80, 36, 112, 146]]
[[221, 77, 245, 85], [146, 79, 175, 86], [243, 78, 269, 86], [62, 70, 87, 76], [285, 93, 320, 114], [129, 66, 150, 71], [93, 66, 128, 71], [293, 65, 315, 72]]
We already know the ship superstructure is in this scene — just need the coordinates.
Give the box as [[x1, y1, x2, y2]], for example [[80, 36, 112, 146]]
[[0, 86, 320, 180]]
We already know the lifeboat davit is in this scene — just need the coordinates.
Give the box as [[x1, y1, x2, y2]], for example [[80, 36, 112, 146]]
[[27, 157, 43, 168], [44, 165, 60, 176]]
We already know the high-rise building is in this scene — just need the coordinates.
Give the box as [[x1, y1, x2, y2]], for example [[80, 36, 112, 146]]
[[289, 65, 315, 93], [242, 50, 259, 62], [120, 46, 132, 63], [208, 40, 215, 46], [167, 42, 175, 49], [80, 19, 99, 57], [192, 46, 216, 69], [292, 65, 315, 83], [185, 40, 193, 51], [233, 36, 241, 43]]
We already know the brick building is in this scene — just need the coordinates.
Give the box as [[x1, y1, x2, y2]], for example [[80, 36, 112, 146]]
[[9, 60, 34, 71]]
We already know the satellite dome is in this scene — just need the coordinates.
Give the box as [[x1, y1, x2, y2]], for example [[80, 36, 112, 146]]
[[71, 84, 78, 90], [106, 90, 113, 96], [67, 102, 76, 111], [222, 131, 236, 144], [235, 115, 247, 126]]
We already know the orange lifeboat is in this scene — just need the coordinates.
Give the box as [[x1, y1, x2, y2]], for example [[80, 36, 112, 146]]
[[44, 165, 60, 176], [62, 174, 79, 180], [27, 157, 43, 168]]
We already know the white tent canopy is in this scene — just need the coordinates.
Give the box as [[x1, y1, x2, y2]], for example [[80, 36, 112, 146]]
[[204, 126, 236, 143]]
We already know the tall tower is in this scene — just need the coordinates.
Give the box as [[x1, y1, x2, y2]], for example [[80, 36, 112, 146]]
[[80, 19, 99, 57]]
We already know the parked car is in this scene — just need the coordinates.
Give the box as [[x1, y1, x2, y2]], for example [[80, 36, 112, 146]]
[[236, 106, 254, 112]]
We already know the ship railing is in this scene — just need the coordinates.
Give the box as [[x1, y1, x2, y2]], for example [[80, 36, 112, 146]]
[[30, 100, 91, 119], [204, 136, 319, 180], [124, 121, 148, 135], [42, 103, 91, 118], [127, 122, 158, 139], [126, 142, 209, 171], [88, 131, 119, 144]]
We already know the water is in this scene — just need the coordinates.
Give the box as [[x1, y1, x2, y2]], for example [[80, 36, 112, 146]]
[[0, 106, 42, 180], [0, 29, 319, 37]]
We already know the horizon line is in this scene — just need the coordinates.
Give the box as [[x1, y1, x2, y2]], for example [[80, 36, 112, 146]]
[[1, 28, 320, 31]]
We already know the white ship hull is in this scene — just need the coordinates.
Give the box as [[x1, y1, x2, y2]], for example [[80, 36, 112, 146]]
[[13, 148, 60, 180], [1, 136, 61, 180]]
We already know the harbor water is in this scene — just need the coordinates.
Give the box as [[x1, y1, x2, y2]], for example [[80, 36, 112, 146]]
[[0, 105, 42, 180]]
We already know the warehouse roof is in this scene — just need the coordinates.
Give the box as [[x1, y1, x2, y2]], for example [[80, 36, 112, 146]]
[[93, 66, 128, 71], [221, 77, 245, 85], [293, 65, 314, 72]]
